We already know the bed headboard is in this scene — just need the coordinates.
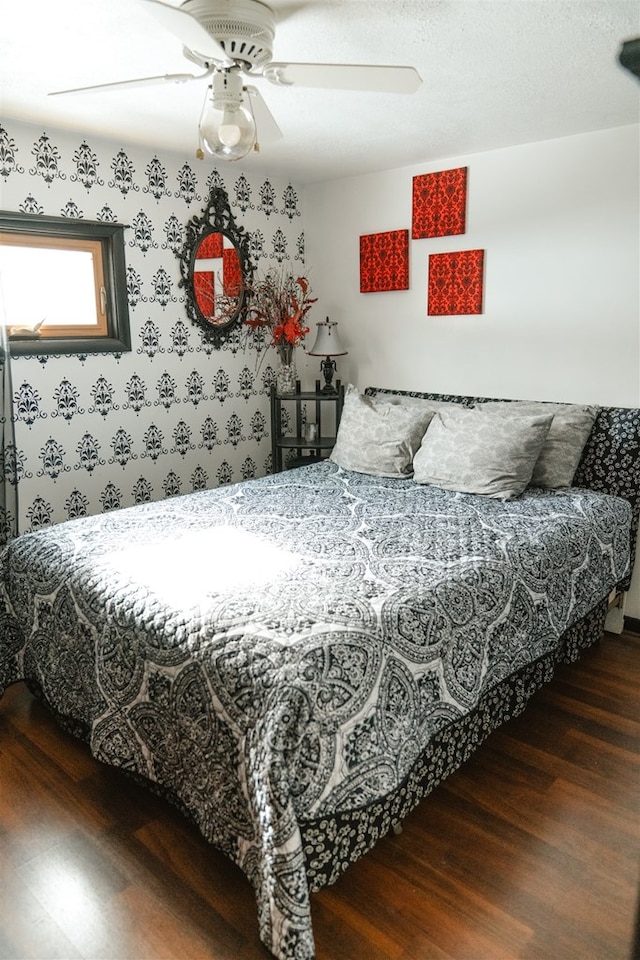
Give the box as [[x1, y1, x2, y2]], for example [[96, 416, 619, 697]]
[[365, 387, 640, 591]]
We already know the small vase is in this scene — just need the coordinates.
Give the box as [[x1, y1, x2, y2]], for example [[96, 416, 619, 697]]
[[276, 344, 297, 395]]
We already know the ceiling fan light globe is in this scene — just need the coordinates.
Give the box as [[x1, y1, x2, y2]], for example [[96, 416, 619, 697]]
[[199, 66, 257, 160], [200, 103, 256, 160]]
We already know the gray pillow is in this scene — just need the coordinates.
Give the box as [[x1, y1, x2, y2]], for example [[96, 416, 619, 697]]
[[330, 385, 435, 477], [413, 406, 554, 499], [479, 401, 598, 488], [372, 392, 463, 412]]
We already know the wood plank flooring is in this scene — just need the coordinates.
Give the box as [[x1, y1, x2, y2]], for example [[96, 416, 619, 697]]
[[1, 629, 638, 960]]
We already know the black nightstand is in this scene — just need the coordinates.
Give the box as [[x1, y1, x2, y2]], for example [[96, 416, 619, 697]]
[[270, 379, 345, 472]]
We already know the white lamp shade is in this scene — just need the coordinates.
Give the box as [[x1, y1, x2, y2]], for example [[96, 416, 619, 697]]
[[307, 319, 347, 357]]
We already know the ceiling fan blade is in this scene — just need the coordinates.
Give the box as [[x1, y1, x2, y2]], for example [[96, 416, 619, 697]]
[[141, 0, 233, 66], [246, 86, 283, 144], [49, 71, 208, 97], [263, 62, 422, 94]]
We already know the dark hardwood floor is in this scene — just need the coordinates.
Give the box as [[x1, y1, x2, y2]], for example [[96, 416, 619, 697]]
[[1, 629, 638, 960]]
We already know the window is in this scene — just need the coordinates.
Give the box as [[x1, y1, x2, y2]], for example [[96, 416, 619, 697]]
[[0, 212, 131, 356]]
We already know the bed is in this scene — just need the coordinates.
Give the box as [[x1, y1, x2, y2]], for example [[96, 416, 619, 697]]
[[1, 387, 639, 960]]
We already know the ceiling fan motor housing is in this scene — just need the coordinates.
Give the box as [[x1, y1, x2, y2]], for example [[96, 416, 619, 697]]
[[181, 0, 275, 69]]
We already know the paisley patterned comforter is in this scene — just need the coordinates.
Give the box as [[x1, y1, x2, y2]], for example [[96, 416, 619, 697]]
[[0, 460, 632, 959]]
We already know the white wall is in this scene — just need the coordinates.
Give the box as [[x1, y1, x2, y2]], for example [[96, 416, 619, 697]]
[[304, 125, 640, 615]]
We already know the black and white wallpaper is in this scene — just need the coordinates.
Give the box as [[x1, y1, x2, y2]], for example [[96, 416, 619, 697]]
[[0, 119, 306, 535]]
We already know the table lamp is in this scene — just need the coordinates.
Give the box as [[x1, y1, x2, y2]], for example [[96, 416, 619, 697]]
[[307, 318, 348, 393]]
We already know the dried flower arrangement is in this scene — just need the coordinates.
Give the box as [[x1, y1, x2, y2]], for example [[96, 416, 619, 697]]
[[244, 270, 316, 362]]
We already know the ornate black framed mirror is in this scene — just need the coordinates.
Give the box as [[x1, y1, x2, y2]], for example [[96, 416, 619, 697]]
[[177, 187, 254, 346]]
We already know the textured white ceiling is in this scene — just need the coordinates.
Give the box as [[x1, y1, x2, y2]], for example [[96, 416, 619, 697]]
[[0, 0, 638, 185]]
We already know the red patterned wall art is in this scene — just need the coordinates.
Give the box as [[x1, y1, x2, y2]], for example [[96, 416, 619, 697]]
[[360, 229, 409, 293], [222, 245, 242, 297], [412, 167, 468, 239], [428, 249, 485, 316]]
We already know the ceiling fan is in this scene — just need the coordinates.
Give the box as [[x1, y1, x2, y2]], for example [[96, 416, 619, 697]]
[[50, 0, 422, 161]]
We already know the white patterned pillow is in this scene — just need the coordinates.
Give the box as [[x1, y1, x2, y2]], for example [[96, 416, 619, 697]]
[[480, 401, 598, 488], [413, 407, 553, 498], [330, 385, 435, 477]]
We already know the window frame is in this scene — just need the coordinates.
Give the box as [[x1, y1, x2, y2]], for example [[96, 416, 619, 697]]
[[0, 212, 131, 356]]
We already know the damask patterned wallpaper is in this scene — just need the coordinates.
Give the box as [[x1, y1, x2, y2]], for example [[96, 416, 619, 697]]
[[0, 119, 305, 536]]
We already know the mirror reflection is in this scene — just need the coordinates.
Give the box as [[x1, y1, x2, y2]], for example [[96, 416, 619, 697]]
[[192, 231, 242, 326]]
